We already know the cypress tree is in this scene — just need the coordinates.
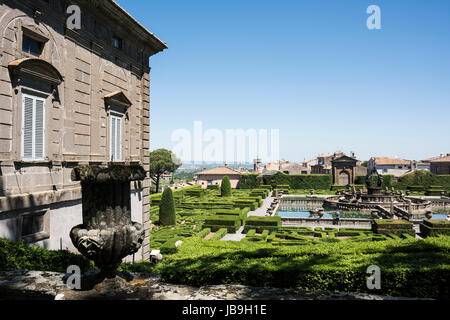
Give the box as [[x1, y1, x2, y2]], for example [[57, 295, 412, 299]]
[[159, 187, 176, 226], [221, 176, 232, 197]]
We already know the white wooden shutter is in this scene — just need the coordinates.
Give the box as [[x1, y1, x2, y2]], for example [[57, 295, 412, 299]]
[[115, 117, 121, 161], [22, 94, 45, 160], [110, 116, 116, 161], [110, 115, 122, 161], [34, 99, 44, 159], [22, 96, 34, 159]]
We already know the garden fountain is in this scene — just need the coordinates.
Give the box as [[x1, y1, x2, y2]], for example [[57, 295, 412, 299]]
[[323, 167, 432, 219], [69, 164, 146, 289]]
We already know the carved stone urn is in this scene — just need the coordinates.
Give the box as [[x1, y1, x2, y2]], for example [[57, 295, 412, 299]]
[[70, 164, 146, 283]]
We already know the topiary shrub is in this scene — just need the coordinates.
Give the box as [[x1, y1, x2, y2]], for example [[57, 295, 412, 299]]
[[221, 176, 232, 197], [159, 188, 176, 226]]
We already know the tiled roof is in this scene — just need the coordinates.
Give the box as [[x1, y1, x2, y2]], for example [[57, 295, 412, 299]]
[[429, 155, 450, 163], [373, 157, 411, 165], [196, 166, 241, 175]]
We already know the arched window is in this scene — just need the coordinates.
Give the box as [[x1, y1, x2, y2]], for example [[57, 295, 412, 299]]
[[104, 91, 132, 162], [8, 58, 63, 161]]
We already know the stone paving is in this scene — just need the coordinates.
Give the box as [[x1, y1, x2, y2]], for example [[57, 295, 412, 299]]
[[220, 226, 246, 241], [0, 271, 428, 300], [248, 196, 275, 217]]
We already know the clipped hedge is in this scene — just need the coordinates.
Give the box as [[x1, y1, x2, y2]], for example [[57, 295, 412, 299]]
[[210, 228, 228, 240], [186, 189, 205, 198], [196, 228, 212, 239], [158, 236, 450, 299], [203, 215, 241, 233], [239, 174, 260, 189], [215, 208, 248, 223], [372, 219, 415, 237], [420, 219, 450, 237], [207, 184, 220, 190], [263, 172, 333, 190], [244, 216, 281, 233], [234, 199, 258, 211]]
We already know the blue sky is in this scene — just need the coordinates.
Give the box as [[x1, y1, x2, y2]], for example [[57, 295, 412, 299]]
[[117, 0, 450, 163]]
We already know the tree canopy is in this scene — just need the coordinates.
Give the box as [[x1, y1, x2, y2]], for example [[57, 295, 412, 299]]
[[149, 149, 181, 193]]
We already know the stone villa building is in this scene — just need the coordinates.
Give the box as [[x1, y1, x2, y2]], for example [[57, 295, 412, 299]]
[[195, 165, 241, 189], [0, 0, 166, 261], [427, 154, 450, 175]]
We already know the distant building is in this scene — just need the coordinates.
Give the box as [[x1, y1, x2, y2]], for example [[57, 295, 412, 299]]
[[160, 173, 173, 181], [253, 158, 263, 174], [368, 157, 413, 177], [427, 154, 450, 175], [310, 152, 345, 174], [331, 155, 358, 185], [264, 160, 309, 175], [195, 165, 241, 188]]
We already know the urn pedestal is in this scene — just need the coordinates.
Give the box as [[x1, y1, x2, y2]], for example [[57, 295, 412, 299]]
[[69, 164, 146, 288]]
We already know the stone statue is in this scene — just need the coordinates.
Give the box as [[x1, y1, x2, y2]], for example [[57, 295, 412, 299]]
[[365, 166, 383, 194]]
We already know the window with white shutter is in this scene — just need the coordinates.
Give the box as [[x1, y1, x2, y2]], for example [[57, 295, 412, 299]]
[[21, 94, 45, 160], [110, 114, 122, 161]]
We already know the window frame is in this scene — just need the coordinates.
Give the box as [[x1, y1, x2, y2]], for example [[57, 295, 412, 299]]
[[109, 112, 123, 162], [22, 34, 44, 57], [16, 208, 50, 243], [112, 35, 123, 50], [21, 93, 46, 161]]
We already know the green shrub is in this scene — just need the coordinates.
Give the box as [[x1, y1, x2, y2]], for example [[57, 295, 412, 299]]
[[160, 238, 181, 254], [197, 228, 211, 238], [0, 238, 92, 272], [159, 188, 176, 226], [207, 184, 220, 190], [221, 176, 232, 197]]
